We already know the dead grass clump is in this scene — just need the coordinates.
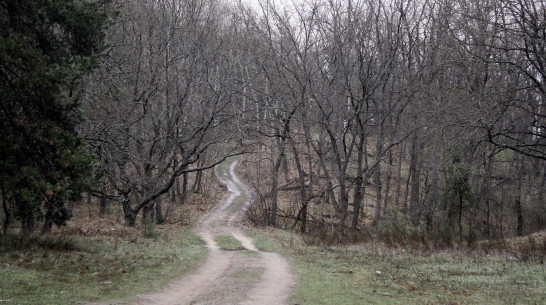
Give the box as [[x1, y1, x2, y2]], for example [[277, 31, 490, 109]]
[[476, 231, 546, 263], [509, 234, 546, 263], [0, 232, 82, 252], [64, 216, 137, 238]]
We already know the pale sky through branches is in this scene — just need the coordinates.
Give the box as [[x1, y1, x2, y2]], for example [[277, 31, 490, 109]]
[[237, 0, 301, 14]]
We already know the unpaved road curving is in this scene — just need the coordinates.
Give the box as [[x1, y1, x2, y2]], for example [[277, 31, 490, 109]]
[[136, 159, 295, 305]]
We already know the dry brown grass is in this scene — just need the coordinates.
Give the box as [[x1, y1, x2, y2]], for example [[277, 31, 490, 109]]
[[53, 169, 226, 239]]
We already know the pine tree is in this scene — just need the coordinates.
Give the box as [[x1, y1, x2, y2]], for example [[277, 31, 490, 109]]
[[0, 0, 112, 234]]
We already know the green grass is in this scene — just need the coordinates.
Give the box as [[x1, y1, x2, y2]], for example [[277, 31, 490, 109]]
[[246, 228, 274, 252], [0, 229, 206, 305], [214, 235, 244, 251], [249, 228, 546, 305]]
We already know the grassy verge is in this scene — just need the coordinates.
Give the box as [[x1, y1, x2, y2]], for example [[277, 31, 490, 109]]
[[248, 228, 546, 305], [245, 229, 274, 252]]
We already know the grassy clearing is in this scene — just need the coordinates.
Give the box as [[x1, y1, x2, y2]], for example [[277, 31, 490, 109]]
[[249, 228, 546, 305]]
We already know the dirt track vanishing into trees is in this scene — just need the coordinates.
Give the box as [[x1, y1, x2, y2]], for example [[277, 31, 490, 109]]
[[135, 159, 295, 305]]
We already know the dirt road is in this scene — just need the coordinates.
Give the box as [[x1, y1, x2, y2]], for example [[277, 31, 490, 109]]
[[136, 159, 295, 305]]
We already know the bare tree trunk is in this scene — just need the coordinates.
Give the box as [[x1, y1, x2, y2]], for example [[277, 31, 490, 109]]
[[427, 161, 439, 232], [171, 177, 177, 202], [99, 197, 107, 215], [289, 136, 308, 233], [409, 130, 421, 226], [181, 171, 188, 205], [537, 164, 546, 227], [374, 124, 384, 224], [192, 170, 203, 193], [1, 187, 9, 235], [174, 158, 181, 199], [352, 130, 366, 230], [403, 144, 411, 215], [306, 138, 314, 187], [270, 141, 285, 226], [337, 174, 349, 233], [122, 197, 137, 227], [515, 155, 524, 236], [327, 129, 349, 232], [310, 127, 337, 209], [383, 146, 393, 217], [482, 148, 494, 238], [458, 187, 463, 242], [395, 142, 404, 208], [469, 150, 481, 244], [282, 152, 290, 183], [156, 196, 164, 224], [192, 159, 205, 193], [142, 201, 154, 225]]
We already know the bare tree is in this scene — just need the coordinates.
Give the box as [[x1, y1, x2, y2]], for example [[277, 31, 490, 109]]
[[82, 0, 242, 226]]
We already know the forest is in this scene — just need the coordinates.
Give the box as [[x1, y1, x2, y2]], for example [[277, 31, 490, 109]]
[[1, 0, 546, 246]]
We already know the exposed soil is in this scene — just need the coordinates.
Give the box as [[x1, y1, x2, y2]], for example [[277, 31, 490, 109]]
[[135, 159, 295, 305]]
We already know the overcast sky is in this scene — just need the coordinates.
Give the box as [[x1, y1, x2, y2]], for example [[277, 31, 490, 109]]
[[237, 0, 299, 13]]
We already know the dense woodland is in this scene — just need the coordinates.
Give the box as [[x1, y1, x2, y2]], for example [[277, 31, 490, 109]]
[[1, 0, 546, 244]]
